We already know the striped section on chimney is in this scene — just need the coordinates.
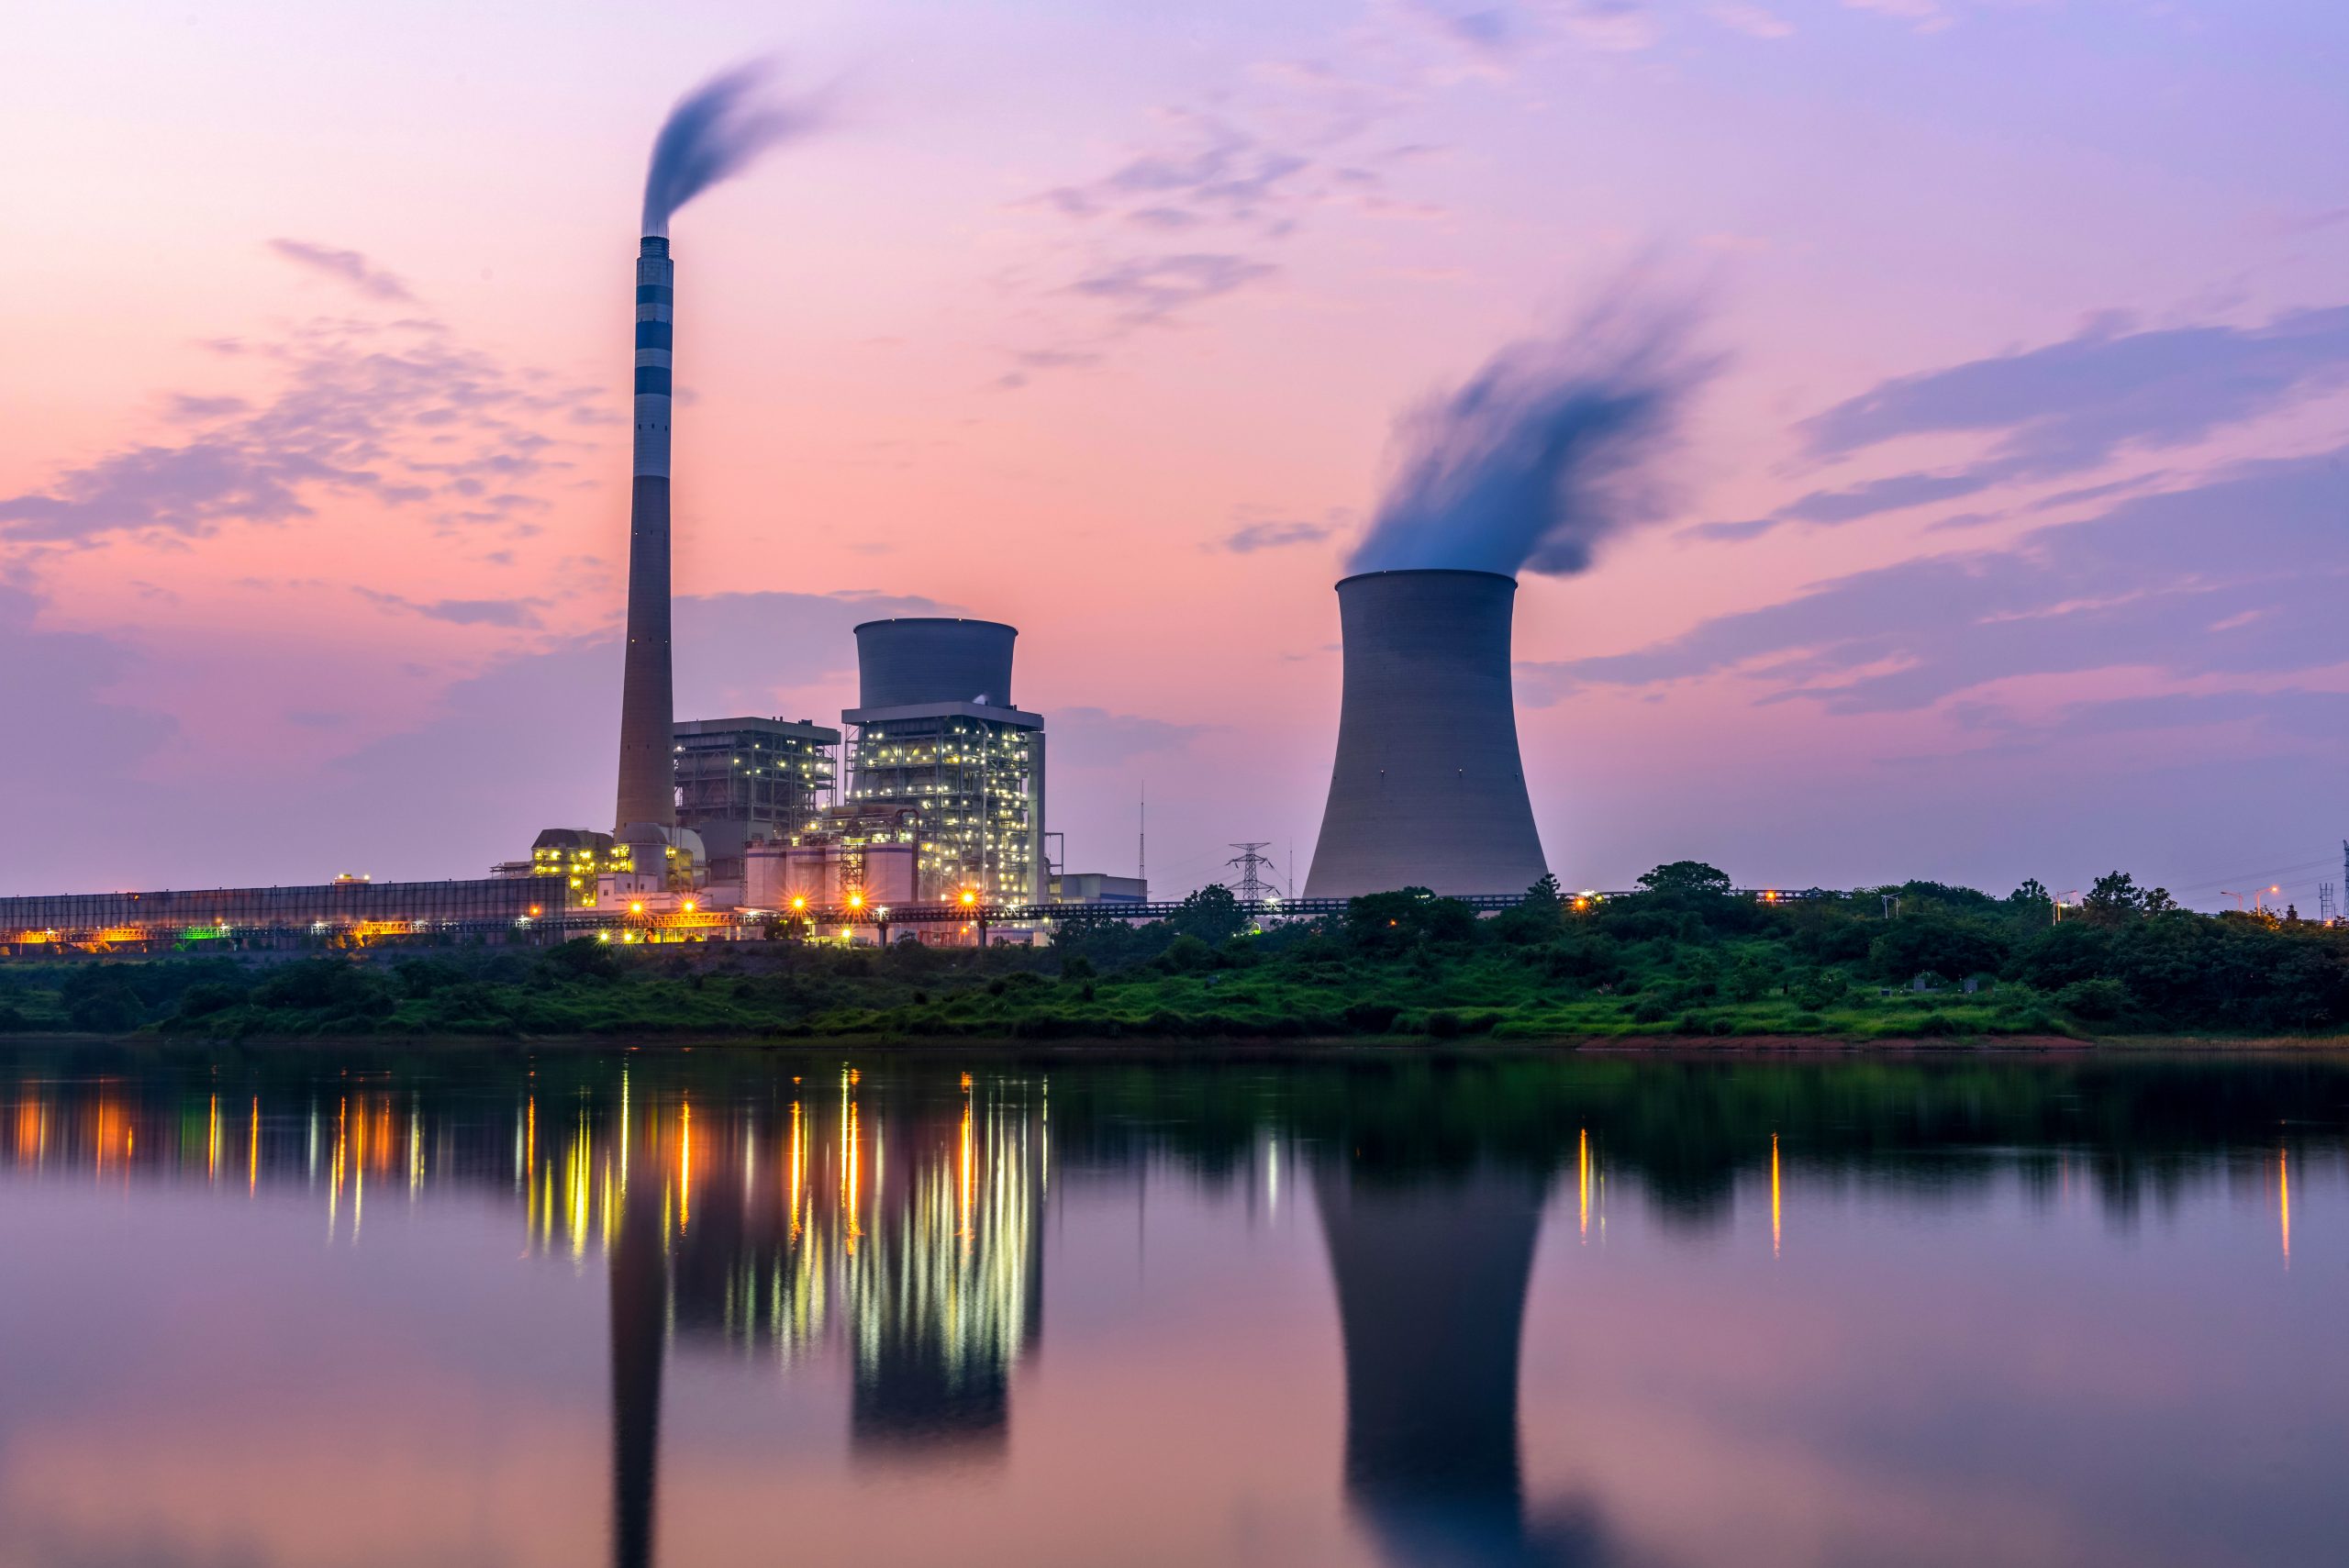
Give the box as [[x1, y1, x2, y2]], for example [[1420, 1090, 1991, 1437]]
[[615, 236, 678, 832]]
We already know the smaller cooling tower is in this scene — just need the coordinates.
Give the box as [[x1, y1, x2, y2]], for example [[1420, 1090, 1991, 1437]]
[[1303, 569, 1549, 898], [854, 618, 1018, 708]]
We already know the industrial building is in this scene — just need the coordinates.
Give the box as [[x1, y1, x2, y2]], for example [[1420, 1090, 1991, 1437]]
[[0, 873, 572, 952], [1304, 569, 1550, 899], [1049, 873, 1146, 906], [674, 716, 841, 884], [837, 617, 1047, 909]]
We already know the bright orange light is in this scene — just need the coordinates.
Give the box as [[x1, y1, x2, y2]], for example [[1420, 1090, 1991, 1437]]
[[528, 906, 540, 917], [960, 889, 977, 906], [629, 901, 644, 915], [847, 892, 864, 909], [791, 896, 807, 911]]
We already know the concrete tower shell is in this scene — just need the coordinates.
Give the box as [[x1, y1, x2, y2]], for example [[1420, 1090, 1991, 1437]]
[[1303, 569, 1549, 898], [852, 618, 1019, 708], [613, 236, 677, 833], [845, 617, 1044, 909]]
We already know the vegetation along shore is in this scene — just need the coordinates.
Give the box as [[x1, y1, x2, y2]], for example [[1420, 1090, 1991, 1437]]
[[2, 863, 2343, 1044]]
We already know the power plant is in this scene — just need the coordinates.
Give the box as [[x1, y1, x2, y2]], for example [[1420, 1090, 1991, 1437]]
[[841, 617, 1045, 907], [0, 68, 1592, 952], [1304, 569, 1550, 899]]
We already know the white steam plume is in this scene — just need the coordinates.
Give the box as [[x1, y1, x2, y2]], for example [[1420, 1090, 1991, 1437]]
[[642, 60, 825, 236], [1348, 284, 1717, 577]]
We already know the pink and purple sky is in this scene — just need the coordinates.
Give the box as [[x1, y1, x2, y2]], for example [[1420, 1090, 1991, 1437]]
[[5, 0, 2346, 907]]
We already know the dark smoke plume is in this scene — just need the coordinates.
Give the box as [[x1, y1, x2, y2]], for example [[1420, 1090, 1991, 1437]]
[[642, 60, 823, 236], [1348, 286, 1715, 577]]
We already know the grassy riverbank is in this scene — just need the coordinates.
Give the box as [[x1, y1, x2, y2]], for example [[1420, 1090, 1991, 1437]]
[[4, 863, 2345, 1043]]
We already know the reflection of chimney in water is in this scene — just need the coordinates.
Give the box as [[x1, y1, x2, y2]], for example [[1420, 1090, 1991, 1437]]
[[608, 1152, 668, 1568], [1316, 1162, 1551, 1568]]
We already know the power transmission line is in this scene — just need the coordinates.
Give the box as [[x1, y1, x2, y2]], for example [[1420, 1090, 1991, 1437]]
[[2165, 855, 2338, 900], [1225, 842, 1278, 905]]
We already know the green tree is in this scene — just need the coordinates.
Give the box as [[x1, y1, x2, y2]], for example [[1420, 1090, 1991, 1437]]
[[541, 938, 621, 980], [2081, 872, 2145, 927], [1171, 884, 1249, 944], [1729, 953, 1778, 1001], [1051, 906, 1126, 948], [2009, 878, 2054, 909], [1638, 862, 1732, 898], [1346, 889, 1477, 951], [1869, 916, 2009, 983], [1491, 873, 1565, 945]]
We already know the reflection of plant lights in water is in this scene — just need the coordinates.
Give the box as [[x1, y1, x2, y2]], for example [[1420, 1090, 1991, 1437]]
[[1578, 1129, 1590, 1240], [2281, 1148, 2291, 1265], [1771, 1133, 1782, 1257], [6, 1071, 1052, 1399]]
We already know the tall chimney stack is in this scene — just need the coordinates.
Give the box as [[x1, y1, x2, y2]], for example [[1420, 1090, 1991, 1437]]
[[614, 236, 677, 834], [1303, 569, 1549, 898]]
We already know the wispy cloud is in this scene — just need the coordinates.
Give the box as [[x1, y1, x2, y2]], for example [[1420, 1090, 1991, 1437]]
[[0, 309, 606, 545], [1063, 253, 1279, 328], [1707, 2, 1794, 39], [1004, 72, 1447, 381], [267, 239, 414, 302], [1532, 446, 2349, 717], [1392, 0, 1661, 59], [1716, 304, 2349, 539], [1218, 517, 1338, 553], [356, 589, 549, 629], [1842, 0, 1949, 32], [0, 587, 179, 869], [1039, 110, 1311, 234], [1049, 706, 1213, 769], [1801, 306, 2349, 470]]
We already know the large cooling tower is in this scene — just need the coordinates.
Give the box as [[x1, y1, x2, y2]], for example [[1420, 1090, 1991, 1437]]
[[853, 617, 1019, 707], [613, 235, 677, 833], [1303, 569, 1548, 898]]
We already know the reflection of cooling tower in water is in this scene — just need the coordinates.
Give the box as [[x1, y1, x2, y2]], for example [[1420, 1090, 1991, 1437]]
[[849, 1089, 1046, 1461], [1316, 1161, 1549, 1568], [1304, 571, 1550, 899]]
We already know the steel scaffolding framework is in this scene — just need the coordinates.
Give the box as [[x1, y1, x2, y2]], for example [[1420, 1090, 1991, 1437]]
[[843, 711, 1041, 906]]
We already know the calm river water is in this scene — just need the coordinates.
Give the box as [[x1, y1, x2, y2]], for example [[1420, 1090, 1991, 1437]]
[[0, 1046, 2342, 1568]]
